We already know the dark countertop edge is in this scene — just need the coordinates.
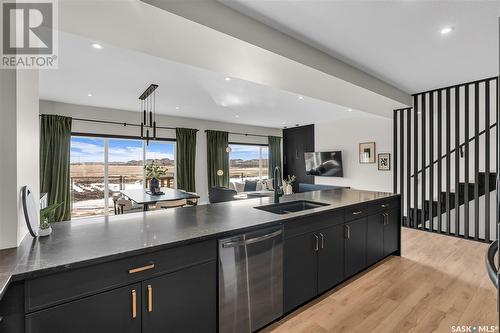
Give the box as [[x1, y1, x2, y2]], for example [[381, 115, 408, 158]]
[[1, 192, 401, 299], [0, 275, 11, 301]]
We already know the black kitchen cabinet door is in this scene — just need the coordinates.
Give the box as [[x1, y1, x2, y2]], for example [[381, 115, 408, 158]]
[[283, 125, 314, 192], [283, 232, 318, 313], [25, 283, 142, 333], [317, 225, 344, 293], [366, 214, 384, 266], [344, 218, 367, 278], [384, 208, 400, 256], [142, 261, 216, 333]]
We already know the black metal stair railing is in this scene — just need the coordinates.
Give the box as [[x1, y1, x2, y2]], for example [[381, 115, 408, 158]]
[[393, 76, 498, 243], [486, 240, 498, 288]]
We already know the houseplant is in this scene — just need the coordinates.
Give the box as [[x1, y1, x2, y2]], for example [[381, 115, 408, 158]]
[[39, 202, 63, 237], [145, 162, 166, 193]]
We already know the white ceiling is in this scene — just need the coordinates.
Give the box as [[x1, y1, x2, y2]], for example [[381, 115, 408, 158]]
[[221, 0, 499, 94], [40, 32, 378, 129]]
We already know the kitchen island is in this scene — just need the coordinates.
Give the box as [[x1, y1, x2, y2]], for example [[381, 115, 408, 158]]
[[0, 189, 400, 333]]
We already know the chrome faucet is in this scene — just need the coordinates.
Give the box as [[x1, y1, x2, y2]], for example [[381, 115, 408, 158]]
[[273, 166, 284, 204]]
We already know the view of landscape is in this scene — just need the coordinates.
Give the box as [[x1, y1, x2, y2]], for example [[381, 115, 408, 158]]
[[70, 137, 175, 218], [229, 144, 269, 181]]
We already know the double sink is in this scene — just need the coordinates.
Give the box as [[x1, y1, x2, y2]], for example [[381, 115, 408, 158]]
[[255, 200, 329, 215]]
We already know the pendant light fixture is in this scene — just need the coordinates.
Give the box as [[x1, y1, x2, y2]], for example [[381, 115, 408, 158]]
[[139, 84, 159, 145]]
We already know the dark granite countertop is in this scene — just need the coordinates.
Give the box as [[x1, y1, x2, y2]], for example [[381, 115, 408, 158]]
[[0, 189, 399, 300]]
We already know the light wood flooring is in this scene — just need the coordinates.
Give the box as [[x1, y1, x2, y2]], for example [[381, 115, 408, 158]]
[[262, 228, 498, 333]]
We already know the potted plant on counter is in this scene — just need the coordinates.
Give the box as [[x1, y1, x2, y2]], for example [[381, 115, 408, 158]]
[[145, 162, 166, 194], [39, 202, 63, 237]]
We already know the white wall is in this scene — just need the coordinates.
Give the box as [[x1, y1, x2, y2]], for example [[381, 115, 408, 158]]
[[0, 69, 39, 249], [39, 100, 281, 204], [314, 115, 393, 193]]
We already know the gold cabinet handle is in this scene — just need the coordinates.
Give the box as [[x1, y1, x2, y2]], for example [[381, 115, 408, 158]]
[[129, 263, 155, 274], [147, 285, 153, 313], [131, 289, 137, 319], [381, 204, 389, 208], [352, 210, 362, 215], [313, 234, 319, 252], [319, 233, 324, 249]]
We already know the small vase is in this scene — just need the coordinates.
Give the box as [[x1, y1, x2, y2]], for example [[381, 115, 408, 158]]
[[284, 183, 293, 195], [38, 226, 52, 237], [150, 178, 160, 193]]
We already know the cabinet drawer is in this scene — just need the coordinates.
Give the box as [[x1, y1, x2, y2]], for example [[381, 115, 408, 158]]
[[284, 209, 344, 238], [367, 197, 400, 215], [344, 204, 369, 222], [25, 240, 216, 313]]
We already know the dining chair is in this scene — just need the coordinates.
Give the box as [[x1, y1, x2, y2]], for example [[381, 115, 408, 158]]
[[155, 199, 187, 210]]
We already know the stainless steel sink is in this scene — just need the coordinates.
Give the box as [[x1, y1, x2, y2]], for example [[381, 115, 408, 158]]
[[254, 200, 329, 215]]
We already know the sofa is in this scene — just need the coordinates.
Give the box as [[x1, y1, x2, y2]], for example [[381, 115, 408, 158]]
[[298, 183, 348, 193]]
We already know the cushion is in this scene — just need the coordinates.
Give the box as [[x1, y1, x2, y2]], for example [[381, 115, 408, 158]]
[[255, 181, 263, 191], [244, 180, 258, 192]]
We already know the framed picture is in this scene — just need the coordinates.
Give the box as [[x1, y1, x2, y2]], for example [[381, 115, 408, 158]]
[[359, 142, 376, 164], [378, 153, 391, 171]]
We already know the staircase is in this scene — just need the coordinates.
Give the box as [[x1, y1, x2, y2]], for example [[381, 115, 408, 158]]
[[404, 172, 496, 229]]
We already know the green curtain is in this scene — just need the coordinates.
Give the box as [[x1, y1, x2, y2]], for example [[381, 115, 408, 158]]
[[40, 115, 72, 221], [268, 136, 282, 177], [206, 130, 229, 189], [176, 128, 198, 193]]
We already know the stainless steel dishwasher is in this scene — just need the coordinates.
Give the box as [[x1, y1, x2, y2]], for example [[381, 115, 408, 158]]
[[219, 226, 283, 333]]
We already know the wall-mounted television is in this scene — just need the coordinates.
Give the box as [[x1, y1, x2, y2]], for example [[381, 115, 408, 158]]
[[304, 151, 343, 177]]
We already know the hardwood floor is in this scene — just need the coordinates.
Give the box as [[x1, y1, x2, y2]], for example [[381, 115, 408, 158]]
[[262, 228, 498, 333]]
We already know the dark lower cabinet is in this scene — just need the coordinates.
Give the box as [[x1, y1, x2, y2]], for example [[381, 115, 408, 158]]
[[284, 224, 345, 313], [283, 232, 318, 312], [344, 218, 367, 278], [317, 225, 344, 294], [384, 208, 400, 256], [366, 214, 384, 266], [142, 261, 216, 333], [25, 261, 217, 333], [26, 283, 142, 333]]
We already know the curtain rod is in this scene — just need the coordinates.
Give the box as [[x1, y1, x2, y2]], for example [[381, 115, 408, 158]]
[[40, 115, 178, 131], [40, 115, 280, 138], [205, 130, 282, 139]]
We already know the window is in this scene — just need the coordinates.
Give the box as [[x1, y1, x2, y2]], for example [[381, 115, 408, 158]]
[[229, 144, 269, 181], [146, 141, 176, 188], [70, 135, 175, 219], [70, 137, 106, 218]]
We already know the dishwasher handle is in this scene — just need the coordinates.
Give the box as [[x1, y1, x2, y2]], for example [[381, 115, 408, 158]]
[[221, 229, 283, 248]]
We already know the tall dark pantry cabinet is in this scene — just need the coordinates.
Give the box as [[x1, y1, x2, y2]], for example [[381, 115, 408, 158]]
[[283, 124, 315, 192]]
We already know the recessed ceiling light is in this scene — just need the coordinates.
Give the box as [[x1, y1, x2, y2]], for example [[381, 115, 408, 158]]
[[224, 77, 231, 81], [175, 106, 180, 110], [91, 43, 103, 49], [235, 114, 239, 118], [440, 27, 454, 35], [298, 96, 304, 100], [347, 108, 353, 112], [282, 121, 286, 125], [87, 93, 92, 97]]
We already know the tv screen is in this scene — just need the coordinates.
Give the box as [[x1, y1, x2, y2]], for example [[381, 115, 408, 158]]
[[304, 151, 343, 177]]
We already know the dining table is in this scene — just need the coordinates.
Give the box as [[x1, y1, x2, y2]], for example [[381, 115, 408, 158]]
[[119, 187, 200, 211]]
